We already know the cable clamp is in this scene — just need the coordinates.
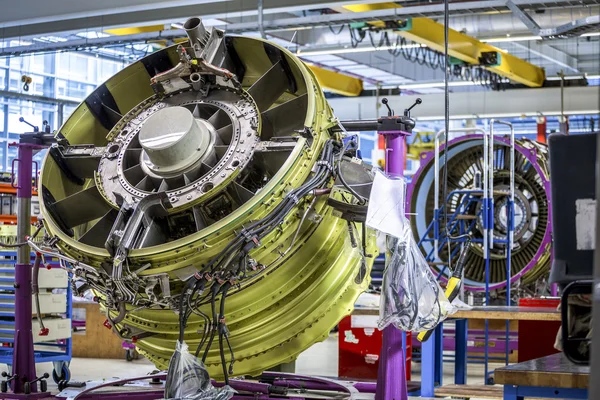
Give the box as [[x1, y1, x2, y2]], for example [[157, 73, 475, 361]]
[[241, 228, 261, 247], [290, 194, 300, 205], [316, 160, 333, 172]]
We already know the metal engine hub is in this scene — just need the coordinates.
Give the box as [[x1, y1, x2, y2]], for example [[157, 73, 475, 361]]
[[98, 88, 259, 210], [38, 17, 376, 379]]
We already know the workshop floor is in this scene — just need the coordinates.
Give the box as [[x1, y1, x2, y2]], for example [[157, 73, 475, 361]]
[[1, 333, 501, 399]]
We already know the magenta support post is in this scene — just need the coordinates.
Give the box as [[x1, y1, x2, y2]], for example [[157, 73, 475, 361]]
[[11, 143, 39, 394], [375, 129, 411, 400]]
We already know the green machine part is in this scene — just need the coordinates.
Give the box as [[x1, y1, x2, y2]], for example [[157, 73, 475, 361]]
[[39, 21, 376, 378]]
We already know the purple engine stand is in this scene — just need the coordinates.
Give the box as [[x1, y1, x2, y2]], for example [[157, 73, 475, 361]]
[[374, 120, 411, 400], [4, 107, 422, 400], [9, 141, 49, 398]]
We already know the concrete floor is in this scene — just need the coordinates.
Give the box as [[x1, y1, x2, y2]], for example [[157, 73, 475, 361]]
[[1, 333, 502, 399]]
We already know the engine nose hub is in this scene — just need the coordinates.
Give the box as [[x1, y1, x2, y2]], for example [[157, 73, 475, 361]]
[[139, 106, 215, 176]]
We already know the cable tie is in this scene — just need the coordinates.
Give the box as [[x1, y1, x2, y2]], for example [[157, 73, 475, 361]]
[[316, 160, 333, 172]]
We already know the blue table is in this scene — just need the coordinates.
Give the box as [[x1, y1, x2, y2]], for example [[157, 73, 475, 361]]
[[495, 353, 588, 400]]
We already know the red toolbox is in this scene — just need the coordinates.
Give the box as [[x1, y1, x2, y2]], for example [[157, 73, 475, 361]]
[[517, 297, 561, 362], [338, 314, 411, 380]]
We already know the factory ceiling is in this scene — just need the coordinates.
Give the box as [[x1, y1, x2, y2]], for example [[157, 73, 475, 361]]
[[0, 0, 598, 94]]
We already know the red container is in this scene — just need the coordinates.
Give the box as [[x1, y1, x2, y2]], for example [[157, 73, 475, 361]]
[[338, 315, 411, 380], [517, 297, 561, 362]]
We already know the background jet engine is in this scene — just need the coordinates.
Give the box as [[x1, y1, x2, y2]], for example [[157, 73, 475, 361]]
[[39, 18, 376, 378], [408, 136, 552, 292]]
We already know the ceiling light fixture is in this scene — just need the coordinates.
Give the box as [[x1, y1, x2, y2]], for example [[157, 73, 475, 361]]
[[398, 81, 478, 89], [481, 35, 542, 43], [296, 43, 423, 57]]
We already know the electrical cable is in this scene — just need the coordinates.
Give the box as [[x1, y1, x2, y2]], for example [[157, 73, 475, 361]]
[[217, 282, 231, 384], [441, 0, 452, 273], [337, 140, 367, 204], [180, 140, 339, 374], [202, 283, 221, 363], [328, 24, 345, 35], [32, 252, 45, 332], [0, 224, 43, 248]]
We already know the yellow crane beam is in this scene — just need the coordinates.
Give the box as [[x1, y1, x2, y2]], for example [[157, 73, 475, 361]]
[[343, 3, 545, 87], [306, 64, 364, 96]]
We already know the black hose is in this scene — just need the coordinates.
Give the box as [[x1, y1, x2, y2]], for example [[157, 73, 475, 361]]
[[217, 283, 231, 384], [32, 253, 45, 331], [202, 283, 221, 363]]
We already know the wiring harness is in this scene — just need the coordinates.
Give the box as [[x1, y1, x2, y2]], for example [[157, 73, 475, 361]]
[[177, 139, 340, 384]]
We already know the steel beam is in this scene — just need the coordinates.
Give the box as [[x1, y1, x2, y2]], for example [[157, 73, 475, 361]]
[[512, 41, 579, 72], [505, 0, 542, 34]]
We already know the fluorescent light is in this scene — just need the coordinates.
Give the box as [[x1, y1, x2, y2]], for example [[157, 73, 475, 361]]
[[296, 44, 423, 57], [415, 110, 600, 121], [398, 81, 477, 89], [481, 35, 541, 43], [546, 74, 600, 81], [582, 32, 600, 37]]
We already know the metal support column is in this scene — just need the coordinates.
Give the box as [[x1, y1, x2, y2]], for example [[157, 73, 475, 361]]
[[434, 324, 444, 387], [420, 329, 436, 398], [454, 319, 468, 385], [375, 126, 410, 400], [10, 143, 39, 395]]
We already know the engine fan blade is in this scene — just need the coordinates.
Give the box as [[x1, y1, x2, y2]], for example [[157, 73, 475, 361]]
[[165, 175, 186, 189], [53, 185, 113, 229], [227, 181, 255, 205], [136, 176, 155, 192], [248, 61, 289, 112], [158, 179, 169, 192], [216, 124, 233, 144], [124, 149, 143, 169], [214, 145, 229, 160], [79, 209, 119, 246], [123, 164, 145, 186], [207, 109, 231, 130], [261, 94, 308, 140]]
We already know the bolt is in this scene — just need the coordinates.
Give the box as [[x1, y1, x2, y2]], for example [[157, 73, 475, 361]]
[[187, 195, 192, 200], [221, 173, 226, 177]]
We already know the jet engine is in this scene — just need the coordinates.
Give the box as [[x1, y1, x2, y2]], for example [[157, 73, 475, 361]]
[[38, 17, 376, 378], [408, 136, 552, 292]]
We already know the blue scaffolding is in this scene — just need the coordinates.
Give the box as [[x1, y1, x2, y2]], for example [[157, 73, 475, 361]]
[[0, 251, 72, 383], [419, 122, 516, 386]]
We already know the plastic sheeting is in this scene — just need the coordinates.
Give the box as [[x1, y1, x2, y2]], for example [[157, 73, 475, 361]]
[[366, 170, 455, 332], [164, 341, 235, 400]]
